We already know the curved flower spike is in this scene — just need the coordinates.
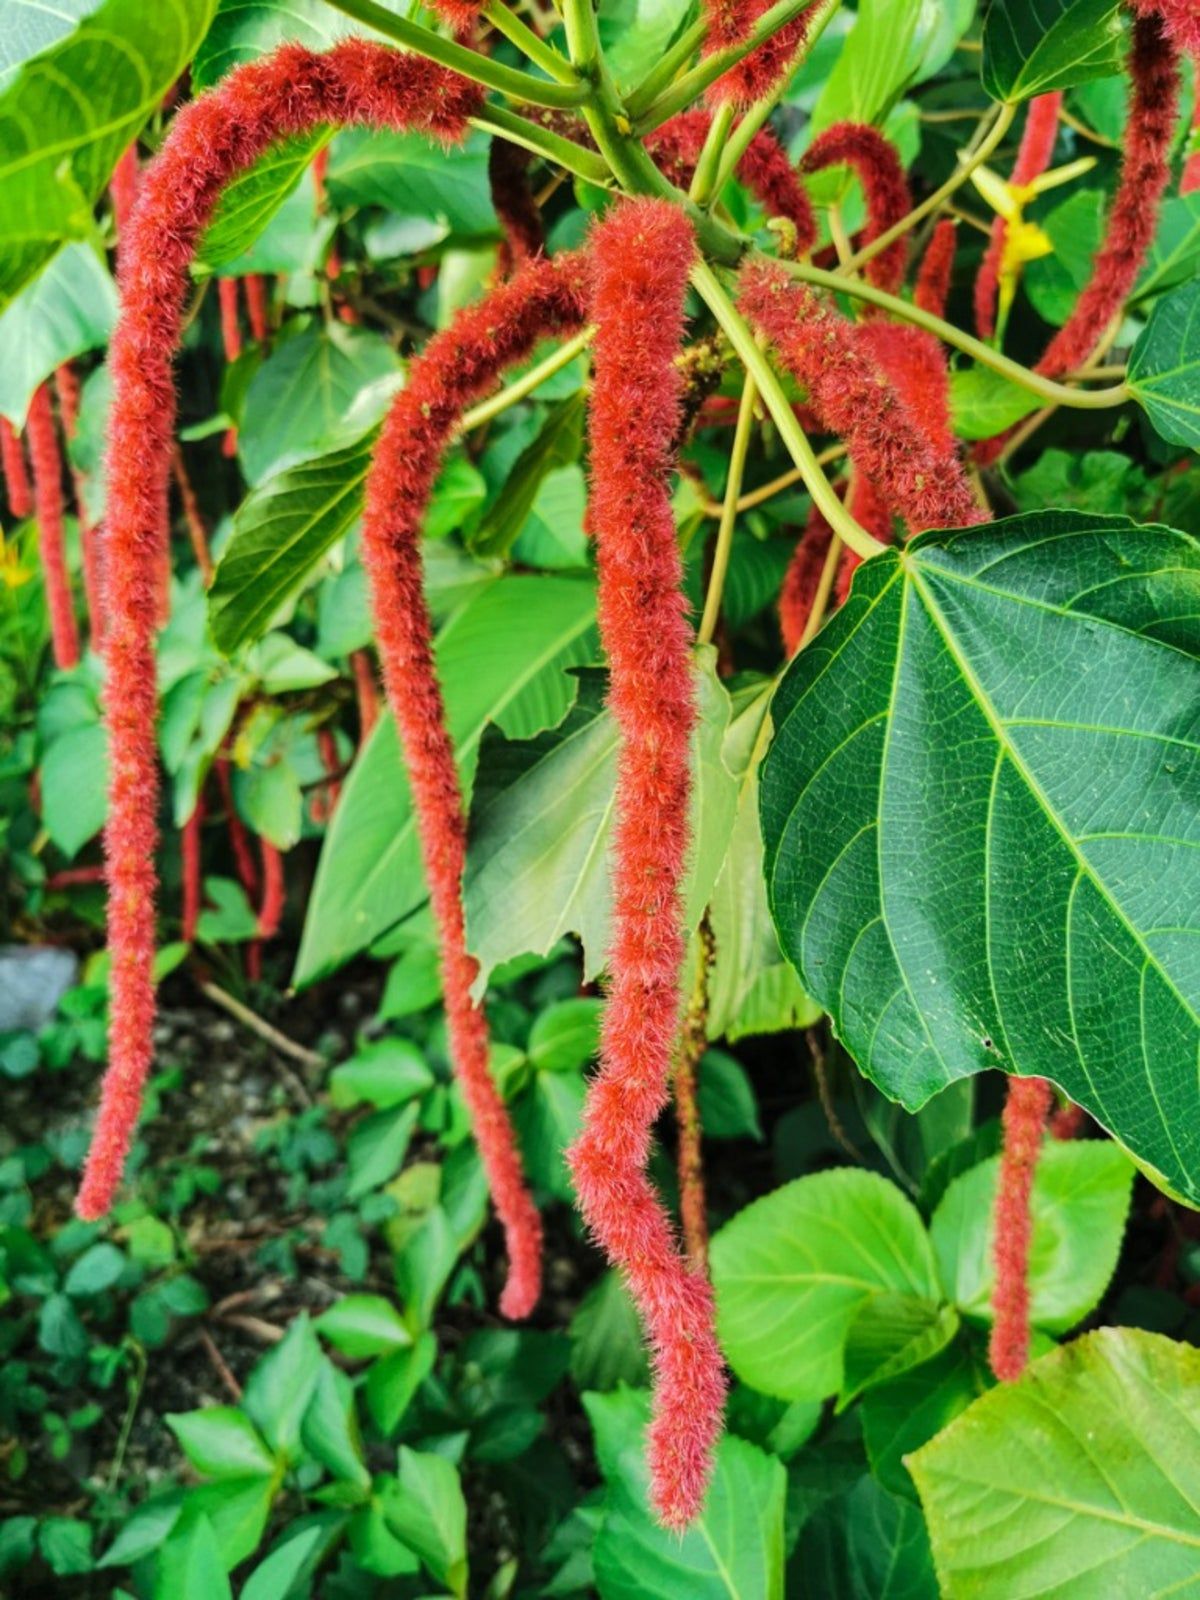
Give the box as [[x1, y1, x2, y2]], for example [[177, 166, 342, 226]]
[[990, 1075, 1054, 1382], [800, 122, 912, 294], [703, 0, 820, 107]]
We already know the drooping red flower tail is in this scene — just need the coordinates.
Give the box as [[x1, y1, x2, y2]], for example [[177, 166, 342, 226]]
[[256, 841, 285, 939], [489, 138, 544, 276], [779, 499, 837, 655], [647, 110, 817, 255], [704, 0, 818, 107], [215, 756, 259, 903], [989, 1074, 1054, 1382], [217, 278, 243, 458], [76, 38, 482, 1222], [740, 262, 984, 533], [315, 726, 342, 819], [800, 122, 912, 293], [27, 385, 81, 670], [110, 143, 140, 240], [973, 93, 1062, 339], [361, 249, 588, 1319], [1, 419, 33, 520], [181, 797, 204, 942], [1037, 16, 1178, 376], [567, 199, 725, 1531], [1129, 0, 1199, 54], [244, 274, 271, 343], [55, 363, 106, 645], [351, 649, 380, 743], [914, 217, 957, 318]]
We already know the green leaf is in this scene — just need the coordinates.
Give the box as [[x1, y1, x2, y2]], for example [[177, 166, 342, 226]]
[[1128, 277, 1200, 448], [317, 1294, 413, 1359], [1023, 189, 1107, 327], [381, 1447, 468, 1598], [242, 1314, 322, 1463], [301, 1360, 369, 1489], [527, 998, 602, 1073], [909, 1328, 1200, 1596], [196, 133, 329, 277], [240, 1524, 330, 1600], [296, 574, 597, 984], [760, 512, 1200, 1205], [192, 0, 405, 86], [365, 1331, 437, 1434], [237, 324, 399, 486], [153, 1513, 233, 1600], [470, 393, 586, 560], [347, 1103, 420, 1201], [464, 647, 738, 986], [586, 1387, 786, 1600], [697, 1050, 762, 1141], [931, 1138, 1134, 1332], [0, 0, 216, 307], [860, 1337, 992, 1500], [39, 1518, 93, 1576], [811, 0, 948, 133], [514, 1070, 586, 1200], [0, 244, 116, 427], [329, 1039, 434, 1111], [328, 127, 496, 241], [63, 1242, 124, 1297], [166, 1408, 276, 1480], [569, 1272, 649, 1394], [38, 1291, 88, 1357], [792, 1475, 937, 1599], [99, 1495, 184, 1569], [981, 0, 1126, 102], [599, 0, 692, 94], [41, 722, 108, 858], [839, 1295, 959, 1409], [948, 365, 1041, 441], [710, 1169, 942, 1402], [0, 1, 103, 92]]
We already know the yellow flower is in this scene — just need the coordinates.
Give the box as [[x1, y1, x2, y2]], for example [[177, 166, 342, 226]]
[[970, 155, 1096, 333]]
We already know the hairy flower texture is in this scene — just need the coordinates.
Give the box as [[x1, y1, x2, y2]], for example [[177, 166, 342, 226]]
[[741, 262, 983, 534], [217, 278, 243, 457], [1184, 102, 1200, 195], [1130, 0, 1199, 54], [27, 385, 80, 670], [256, 841, 285, 939], [55, 363, 106, 645], [215, 757, 258, 902], [244, 274, 270, 343], [800, 123, 912, 294], [361, 250, 587, 1318], [181, 798, 204, 942], [76, 38, 483, 1223], [974, 93, 1062, 340], [914, 217, 957, 318], [1038, 16, 1178, 377], [990, 1075, 1054, 1382], [1, 419, 33, 520], [779, 500, 836, 655], [110, 143, 140, 240], [648, 110, 817, 255], [567, 200, 725, 1531], [488, 137, 544, 276], [704, 0, 818, 107], [351, 649, 380, 742]]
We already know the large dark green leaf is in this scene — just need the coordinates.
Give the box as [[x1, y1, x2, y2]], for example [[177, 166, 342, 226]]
[[760, 512, 1200, 1203], [981, 0, 1126, 102], [0, 0, 216, 307], [1128, 278, 1200, 449], [209, 433, 374, 653], [909, 1329, 1200, 1596], [327, 127, 496, 241], [296, 575, 597, 984], [792, 1475, 937, 1600], [192, 0, 406, 87]]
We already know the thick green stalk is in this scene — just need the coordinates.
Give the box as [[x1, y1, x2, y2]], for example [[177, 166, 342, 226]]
[[691, 262, 886, 563], [480, 0, 579, 85], [627, 18, 708, 119], [698, 370, 757, 644], [690, 103, 736, 206], [772, 257, 1130, 409], [470, 104, 611, 186], [320, 0, 589, 106], [462, 328, 595, 430]]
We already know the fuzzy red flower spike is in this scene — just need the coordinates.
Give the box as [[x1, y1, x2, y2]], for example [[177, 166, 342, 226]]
[[800, 122, 912, 294], [990, 1075, 1054, 1383]]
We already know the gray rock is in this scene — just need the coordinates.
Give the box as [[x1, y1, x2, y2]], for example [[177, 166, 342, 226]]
[[0, 945, 79, 1032]]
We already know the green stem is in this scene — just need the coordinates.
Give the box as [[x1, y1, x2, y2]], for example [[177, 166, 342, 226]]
[[627, 18, 707, 118], [462, 327, 594, 430], [838, 102, 1015, 276], [771, 256, 1131, 409], [691, 261, 886, 562], [698, 370, 757, 644], [690, 103, 736, 206], [319, 0, 589, 107], [480, 0, 579, 85], [470, 105, 611, 186], [636, 0, 817, 134]]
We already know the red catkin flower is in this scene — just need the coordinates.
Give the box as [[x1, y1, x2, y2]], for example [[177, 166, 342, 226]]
[[914, 217, 957, 318], [973, 92, 1062, 340], [110, 143, 140, 241], [647, 110, 817, 255], [55, 363, 106, 646], [704, 0, 818, 108], [170, 446, 215, 586], [990, 1075, 1054, 1383], [488, 138, 544, 276], [215, 757, 258, 901], [361, 249, 588, 1319], [1, 418, 33, 520], [1129, 0, 1199, 55], [567, 199, 726, 1531], [1037, 16, 1178, 377], [836, 471, 897, 603], [315, 726, 342, 819], [217, 278, 243, 458], [351, 649, 380, 743], [76, 38, 483, 1224], [779, 499, 837, 655], [27, 384, 81, 670], [256, 841, 285, 939], [1050, 1101, 1087, 1140], [740, 262, 984, 533], [800, 122, 912, 294], [181, 798, 204, 942], [244, 274, 271, 343], [855, 320, 954, 456]]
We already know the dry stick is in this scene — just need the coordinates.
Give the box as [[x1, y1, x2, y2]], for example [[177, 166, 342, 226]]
[[196, 1326, 243, 1401], [675, 915, 716, 1270], [198, 979, 324, 1076]]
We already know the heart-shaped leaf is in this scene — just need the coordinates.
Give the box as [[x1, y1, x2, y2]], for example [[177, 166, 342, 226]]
[[981, 0, 1126, 102], [760, 512, 1200, 1203]]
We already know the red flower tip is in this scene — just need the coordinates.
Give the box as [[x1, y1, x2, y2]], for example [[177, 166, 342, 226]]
[[244, 274, 271, 344], [914, 217, 957, 319], [801, 122, 912, 294], [109, 143, 140, 241], [704, 0, 818, 107], [1130, 0, 1199, 55], [567, 198, 725, 1530], [989, 1075, 1053, 1383], [256, 841, 285, 940], [27, 383, 80, 670], [1, 417, 33, 521], [79, 39, 485, 1223], [488, 138, 544, 277]]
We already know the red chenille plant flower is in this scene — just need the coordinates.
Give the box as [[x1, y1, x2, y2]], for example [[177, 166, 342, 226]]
[[26, 384, 80, 670], [704, 0, 819, 106], [990, 1075, 1054, 1382], [800, 122, 912, 293], [1, 418, 33, 521], [567, 198, 726, 1531]]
